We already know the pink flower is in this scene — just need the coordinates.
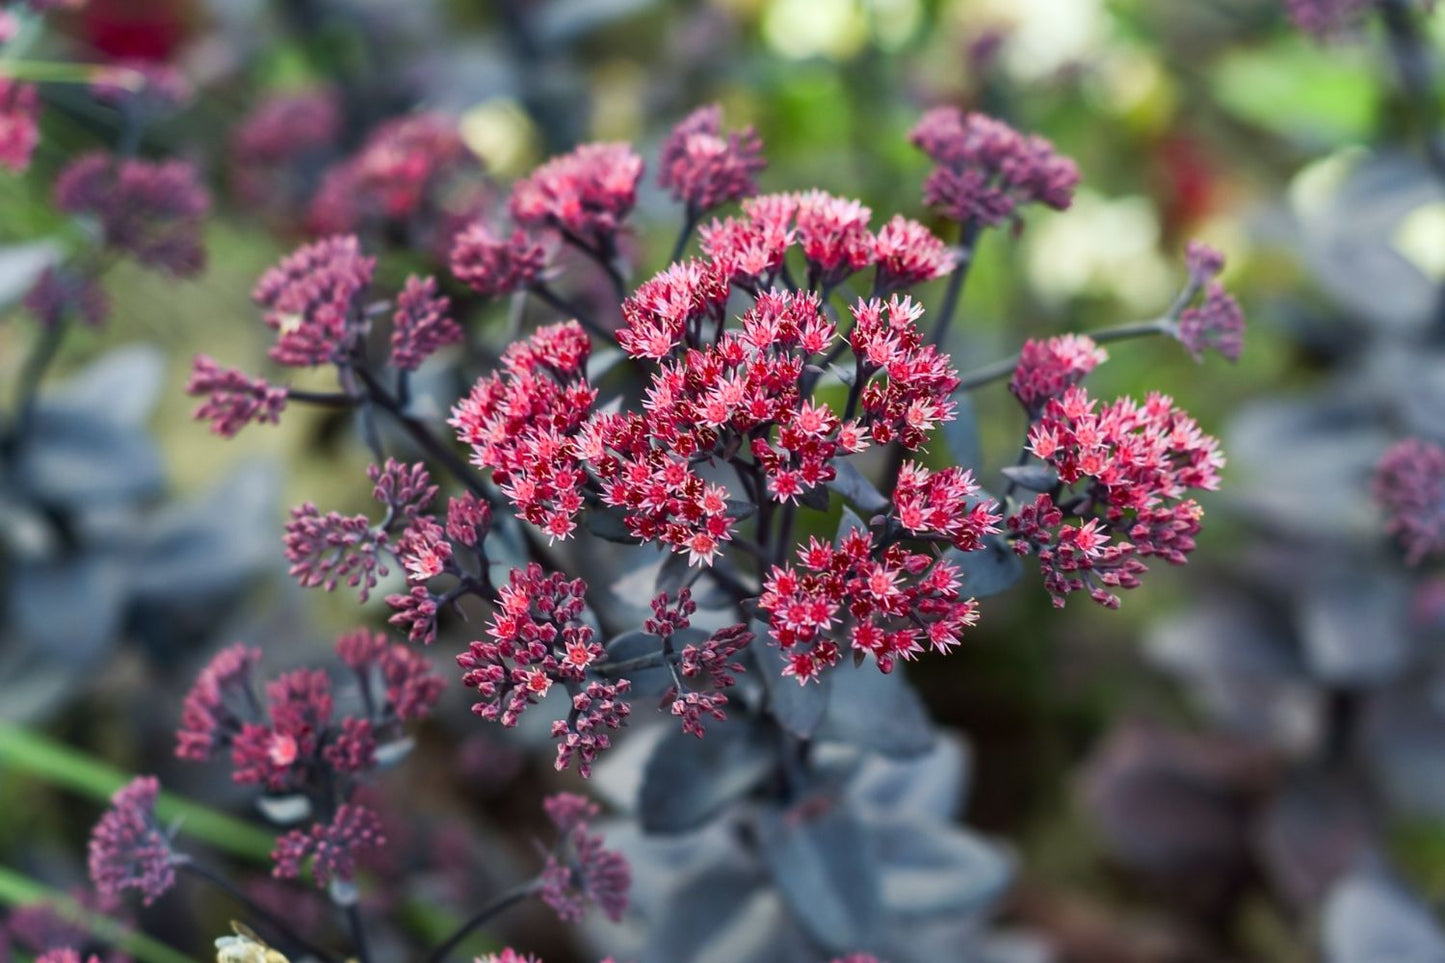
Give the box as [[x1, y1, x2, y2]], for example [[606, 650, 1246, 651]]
[[450, 222, 547, 298], [229, 87, 343, 223], [0, 78, 39, 173], [850, 296, 960, 449], [699, 211, 792, 284], [389, 274, 461, 370], [1009, 334, 1108, 414], [23, 267, 109, 328], [230, 88, 341, 176], [1184, 239, 1226, 282], [478, 952, 544, 963], [186, 355, 289, 438], [335, 627, 445, 721], [272, 804, 386, 889], [539, 793, 631, 923], [287, 460, 444, 600], [458, 563, 593, 722], [910, 107, 1078, 226], [758, 529, 982, 682], [87, 776, 175, 908], [458, 564, 627, 776], [658, 103, 766, 214], [445, 492, 493, 547], [892, 461, 1001, 551], [322, 716, 377, 773], [386, 585, 440, 644], [230, 669, 334, 791], [551, 680, 632, 778], [1008, 387, 1223, 607], [371, 458, 439, 517], [397, 516, 452, 581], [283, 504, 389, 600], [509, 142, 644, 246], [175, 643, 262, 761], [872, 215, 955, 293], [54, 152, 209, 275], [451, 321, 595, 539], [664, 599, 752, 738], [794, 189, 876, 288], [1177, 281, 1245, 363], [253, 235, 375, 368], [617, 259, 730, 360], [1375, 438, 1445, 565], [308, 113, 478, 236]]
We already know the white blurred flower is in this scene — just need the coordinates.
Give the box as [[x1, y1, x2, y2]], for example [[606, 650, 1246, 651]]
[[1026, 191, 1174, 312]]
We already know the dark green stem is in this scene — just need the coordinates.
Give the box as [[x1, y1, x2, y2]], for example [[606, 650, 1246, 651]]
[[346, 902, 373, 963], [179, 861, 339, 963], [529, 283, 612, 342], [352, 365, 492, 503], [1379, 0, 1445, 184], [669, 209, 700, 264], [927, 219, 982, 346], [7, 319, 66, 450], [420, 881, 542, 963], [955, 317, 1173, 392]]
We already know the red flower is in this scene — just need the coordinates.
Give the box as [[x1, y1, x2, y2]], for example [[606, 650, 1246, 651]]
[[54, 152, 209, 274], [87, 776, 175, 908], [759, 529, 981, 683], [1008, 387, 1223, 607], [0, 78, 39, 173], [509, 142, 644, 247], [892, 461, 1000, 551], [272, 804, 386, 889], [253, 235, 375, 368], [450, 222, 547, 298], [658, 103, 766, 214], [1009, 334, 1108, 414], [175, 643, 262, 761], [186, 355, 288, 438], [910, 107, 1078, 226], [389, 274, 462, 371], [872, 215, 955, 293], [450, 321, 596, 541]]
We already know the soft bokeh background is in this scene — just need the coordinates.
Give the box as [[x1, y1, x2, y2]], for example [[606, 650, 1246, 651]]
[[4, 0, 1445, 960]]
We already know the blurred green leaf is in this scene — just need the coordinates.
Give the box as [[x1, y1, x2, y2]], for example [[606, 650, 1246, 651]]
[[1211, 40, 1377, 145], [0, 723, 274, 862], [0, 865, 196, 963]]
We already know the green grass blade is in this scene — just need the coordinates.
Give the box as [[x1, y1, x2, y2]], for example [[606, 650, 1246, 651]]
[[0, 864, 199, 963], [0, 723, 273, 862]]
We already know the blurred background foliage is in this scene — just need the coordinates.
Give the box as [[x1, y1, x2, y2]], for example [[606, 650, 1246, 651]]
[[2, 0, 1443, 959]]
